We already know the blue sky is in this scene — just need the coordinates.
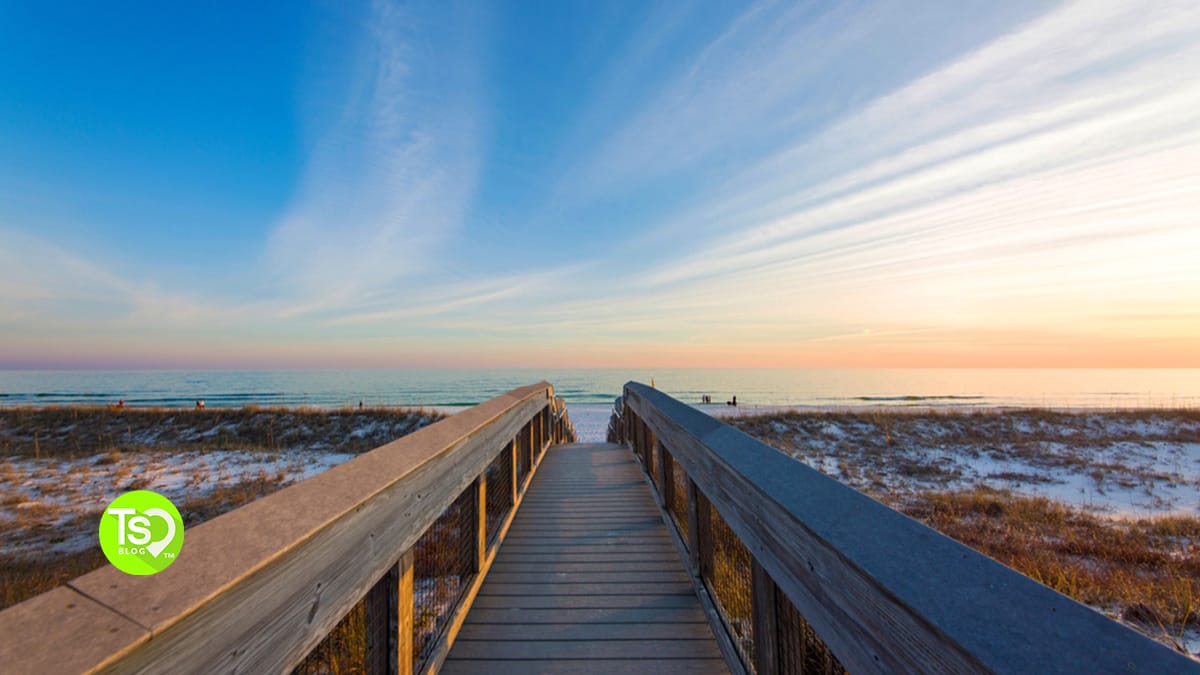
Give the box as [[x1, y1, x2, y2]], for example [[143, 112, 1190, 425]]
[[2, 0, 1198, 368]]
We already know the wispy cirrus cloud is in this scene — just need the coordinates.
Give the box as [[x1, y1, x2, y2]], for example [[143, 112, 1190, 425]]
[[457, 0, 1199, 364], [266, 0, 483, 316]]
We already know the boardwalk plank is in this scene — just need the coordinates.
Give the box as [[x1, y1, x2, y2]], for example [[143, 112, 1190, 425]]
[[463, 607, 708, 624], [456, 622, 714, 641], [446, 442, 728, 673], [485, 571, 691, 584], [441, 658, 729, 675], [450, 639, 720, 659]]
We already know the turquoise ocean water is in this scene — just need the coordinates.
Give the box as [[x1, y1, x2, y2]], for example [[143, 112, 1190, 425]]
[[2, 368, 1197, 410]]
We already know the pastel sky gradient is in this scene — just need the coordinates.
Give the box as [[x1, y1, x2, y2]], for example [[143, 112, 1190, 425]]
[[2, 0, 1198, 368]]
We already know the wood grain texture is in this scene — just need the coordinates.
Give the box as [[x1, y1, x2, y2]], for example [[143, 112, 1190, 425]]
[[443, 442, 727, 674], [0, 587, 148, 675], [624, 381, 1200, 675], [441, 658, 729, 675], [0, 384, 556, 675]]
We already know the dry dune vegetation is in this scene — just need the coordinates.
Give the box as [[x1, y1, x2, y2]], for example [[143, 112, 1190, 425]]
[[2, 405, 1197, 660], [0, 405, 442, 610], [728, 408, 1200, 657]]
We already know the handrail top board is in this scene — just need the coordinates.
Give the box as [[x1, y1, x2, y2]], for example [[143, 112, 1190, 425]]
[[622, 381, 1198, 675], [0, 382, 555, 674]]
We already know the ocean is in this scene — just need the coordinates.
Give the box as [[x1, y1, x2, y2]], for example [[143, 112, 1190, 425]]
[[2, 368, 1197, 409]]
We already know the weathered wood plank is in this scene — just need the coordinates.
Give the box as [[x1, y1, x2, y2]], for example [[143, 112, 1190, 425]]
[[463, 607, 709, 624], [493, 550, 681, 559], [504, 526, 668, 536], [441, 658, 729, 675], [469, 594, 702, 609], [444, 442, 726, 673], [488, 561, 688, 573], [2, 384, 554, 675], [624, 382, 1199, 675], [495, 545, 679, 554], [478, 582, 695, 596], [472, 475, 487, 573], [501, 535, 672, 544], [484, 571, 691, 584], [448, 639, 722, 660], [397, 549, 414, 675], [0, 587, 148, 675], [456, 622, 716, 641]]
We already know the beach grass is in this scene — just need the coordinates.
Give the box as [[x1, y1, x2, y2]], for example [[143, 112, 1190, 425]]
[[0, 404, 443, 457], [729, 408, 1200, 654], [0, 405, 444, 611]]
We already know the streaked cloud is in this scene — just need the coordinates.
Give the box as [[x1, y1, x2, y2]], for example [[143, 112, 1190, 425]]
[[265, 0, 482, 315], [3, 0, 1197, 367]]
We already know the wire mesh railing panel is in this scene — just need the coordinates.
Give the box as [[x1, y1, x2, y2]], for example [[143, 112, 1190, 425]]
[[412, 485, 475, 670], [516, 427, 531, 487], [777, 585, 847, 675], [708, 501, 756, 671], [668, 450, 689, 545], [291, 597, 367, 675], [485, 444, 514, 546]]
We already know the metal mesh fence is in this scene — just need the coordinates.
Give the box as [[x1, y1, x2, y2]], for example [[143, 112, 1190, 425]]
[[412, 484, 476, 669], [668, 451, 689, 545], [291, 597, 367, 675], [645, 428, 656, 480], [485, 444, 514, 546], [777, 585, 847, 675], [708, 501, 755, 670], [516, 427, 531, 487]]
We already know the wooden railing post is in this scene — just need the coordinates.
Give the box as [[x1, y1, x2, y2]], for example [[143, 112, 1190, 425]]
[[365, 562, 399, 675], [397, 549, 414, 675], [752, 559, 779, 675], [643, 422, 655, 481], [365, 548, 414, 675], [526, 422, 535, 469], [686, 478, 713, 580], [656, 442, 673, 508], [473, 474, 487, 572], [509, 439, 519, 504]]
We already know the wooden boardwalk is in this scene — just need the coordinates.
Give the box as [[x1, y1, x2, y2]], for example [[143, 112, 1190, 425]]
[[442, 442, 729, 674]]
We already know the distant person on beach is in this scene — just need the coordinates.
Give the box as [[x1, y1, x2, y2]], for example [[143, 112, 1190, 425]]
[[727, 395, 737, 406], [195, 399, 205, 410], [359, 400, 364, 410]]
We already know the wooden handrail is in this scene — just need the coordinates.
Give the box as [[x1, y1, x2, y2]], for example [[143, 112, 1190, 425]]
[[617, 381, 1198, 675], [0, 383, 571, 675]]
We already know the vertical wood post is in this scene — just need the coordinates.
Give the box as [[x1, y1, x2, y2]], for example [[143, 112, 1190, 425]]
[[365, 549, 414, 675], [509, 440, 519, 504], [524, 424, 534, 477], [539, 407, 547, 451], [624, 408, 631, 447], [473, 474, 487, 572], [657, 443, 674, 510], [687, 478, 713, 580], [397, 549, 414, 675], [365, 562, 399, 675], [533, 410, 541, 453], [643, 422, 655, 482], [752, 559, 779, 675]]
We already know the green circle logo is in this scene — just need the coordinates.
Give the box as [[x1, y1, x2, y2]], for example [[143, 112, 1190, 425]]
[[98, 490, 184, 575]]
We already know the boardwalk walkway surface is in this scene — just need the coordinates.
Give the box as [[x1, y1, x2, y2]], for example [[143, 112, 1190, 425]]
[[442, 442, 729, 674]]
